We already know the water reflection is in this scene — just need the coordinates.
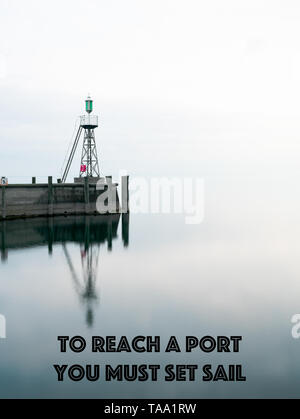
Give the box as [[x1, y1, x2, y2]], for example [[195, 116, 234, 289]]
[[0, 214, 129, 327]]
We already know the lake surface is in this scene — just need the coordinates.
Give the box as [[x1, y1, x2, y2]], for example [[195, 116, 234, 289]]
[[1, 178, 300, 398]]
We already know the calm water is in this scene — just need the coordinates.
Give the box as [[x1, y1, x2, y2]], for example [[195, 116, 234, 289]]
[[1, 178, 300, 398]]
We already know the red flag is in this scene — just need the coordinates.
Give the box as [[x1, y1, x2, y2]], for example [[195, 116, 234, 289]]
[[80, 165, 86, 173]]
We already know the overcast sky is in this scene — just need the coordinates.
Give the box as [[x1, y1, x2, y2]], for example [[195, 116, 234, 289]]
[[1, 0, 300, 182]]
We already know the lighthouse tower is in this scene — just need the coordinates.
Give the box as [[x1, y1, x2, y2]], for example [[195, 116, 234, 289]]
[[79, 96, 100, 178], [61, 96, 102, 183]]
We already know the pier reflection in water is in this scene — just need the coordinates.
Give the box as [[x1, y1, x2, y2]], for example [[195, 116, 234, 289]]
[[2, 203, 300, 399], [0, 214, 129, 327]]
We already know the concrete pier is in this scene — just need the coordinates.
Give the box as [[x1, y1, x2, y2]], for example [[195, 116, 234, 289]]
[[0, 176, 129, 220]]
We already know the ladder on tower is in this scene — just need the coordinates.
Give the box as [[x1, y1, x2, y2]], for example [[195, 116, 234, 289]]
[[61, 125, 83, 183]]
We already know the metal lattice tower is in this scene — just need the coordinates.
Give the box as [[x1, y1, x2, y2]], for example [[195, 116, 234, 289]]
[[79, 96, 100, 178], [61, 96, 100, 183]]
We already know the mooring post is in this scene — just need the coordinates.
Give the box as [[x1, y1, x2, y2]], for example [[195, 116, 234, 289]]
[[84, 177, 89, 213], [121, 175, 129, 213], [1, 186, 6, 220], [32, 177, 36, 184], [48, 176, 53, 216]]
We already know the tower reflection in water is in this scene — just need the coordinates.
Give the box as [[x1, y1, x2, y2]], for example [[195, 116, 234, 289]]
[[0, 214, 129, 327]]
